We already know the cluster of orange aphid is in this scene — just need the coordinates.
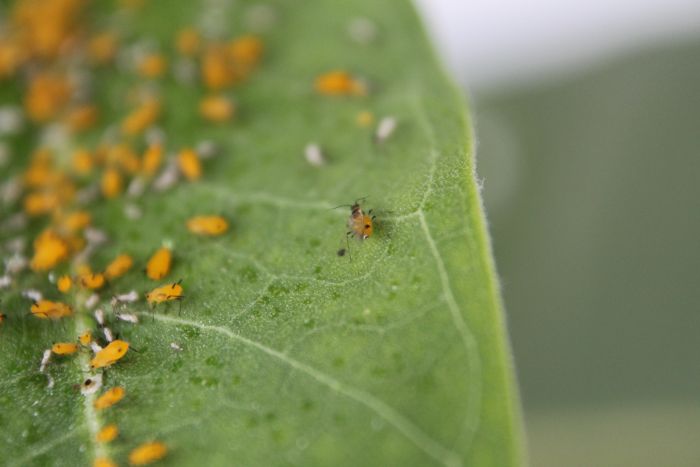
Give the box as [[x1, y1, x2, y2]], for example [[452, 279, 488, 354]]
[[172, 28, 264, 123], [0, 0, 256, 465], [1, 0, 387, 464]]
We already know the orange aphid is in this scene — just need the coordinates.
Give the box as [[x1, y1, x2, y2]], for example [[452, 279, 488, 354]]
[[0, 38, 25, 78], [176, 27, 200, 56], [24, 191, 60, 216], [57, 274, 73, 293], [57, 210, 91, 233], [101, 168, 123, 199], [23, 176, 76, 216], [94, 458, 117, 467], [12, 0, 83, 58], [201, 44, 237, 90], [79, 330, 92, 346], [104, 254, 133, 280], [65, 234, 86, 255], [121, 99, 161, 135], [65, 104, 99, 132], [186, 215, 228, 236], [79, 272, 105, 290], [138, 53, 167, 78], [177, 148, 201, 181], [31, 230, 69, 271], [229, 35, 263, 67], [88, 32, 118, 64], [30, 300, 73, 319], [315, 70, 366, 96], [146, 281, 184, 306], [199, 95, 234, 123], [90, 341, 129, 370], [96, 424, 119, 443], [76, 263, 92, 277], [142, 143, 163, 176], [93, 386, 126, 408], [146, 247, 172, 280], [109, 144, 141, 174], [24, 72, 72, 122], [129, 441, 168, 465], [52, 342, 78, 355], [23, 148, 55, 187], [71, 149, 94, 175]]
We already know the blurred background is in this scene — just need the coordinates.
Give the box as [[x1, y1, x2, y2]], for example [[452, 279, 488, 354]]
[[416, 0, 700, 466]]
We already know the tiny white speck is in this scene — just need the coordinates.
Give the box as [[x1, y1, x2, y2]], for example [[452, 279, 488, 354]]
[[94, 308, 105, 325], [145, 126, 166, 146], [117, 313, 139, 324], [1, 178, 22, 206], [5, 252, 27, 275], [245, 4, 277, 32], [196, 140, 219, 159], [170, 342, 183, 351], [375, 116, 397, 144], [80, 373, 102, 395], [153, 161, 179, 192], [39, 349, 52, 372], [85, 227, 108, 245], [124, 203, 142, 220], [23, 289, 43, 302], [103, 327, 114, 342], [86, 294, 100, 310], [347, 17, 378, 45], [304, 143, 325, 167], [127, 178, 146, 198], [76, 183, 100, 205], [40, 123, 70, 152], [90, 342, 103, 353], [4, 237, 25, 254], [0, 106, 24, 135], [173, 58, 197, 85], [114, 290, 139, 303]]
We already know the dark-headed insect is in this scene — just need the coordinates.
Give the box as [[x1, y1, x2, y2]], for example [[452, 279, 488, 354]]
[[334, 198, 376, 257]]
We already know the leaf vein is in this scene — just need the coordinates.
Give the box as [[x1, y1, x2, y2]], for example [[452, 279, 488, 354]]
[[136, 312, 463, 467]]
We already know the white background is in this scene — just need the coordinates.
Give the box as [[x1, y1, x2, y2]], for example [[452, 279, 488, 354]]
[[415, 0, 700, 91]]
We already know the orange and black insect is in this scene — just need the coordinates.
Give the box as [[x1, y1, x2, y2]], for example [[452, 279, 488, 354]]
[[335, 198, 376, 257], [146, 279, 185, 315]]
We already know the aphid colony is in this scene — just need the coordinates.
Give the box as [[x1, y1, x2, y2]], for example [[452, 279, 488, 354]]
[[0, 0, 251, 464], [0, 0, 391, 464]]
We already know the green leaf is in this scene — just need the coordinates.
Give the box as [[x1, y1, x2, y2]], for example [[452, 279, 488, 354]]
[[0, 1, 523, 466]]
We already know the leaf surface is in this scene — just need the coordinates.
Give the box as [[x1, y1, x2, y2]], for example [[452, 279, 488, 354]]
[[0, 1, 522, 466]]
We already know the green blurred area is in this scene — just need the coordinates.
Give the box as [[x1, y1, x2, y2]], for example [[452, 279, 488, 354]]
[[474, 40, 700, 466]]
